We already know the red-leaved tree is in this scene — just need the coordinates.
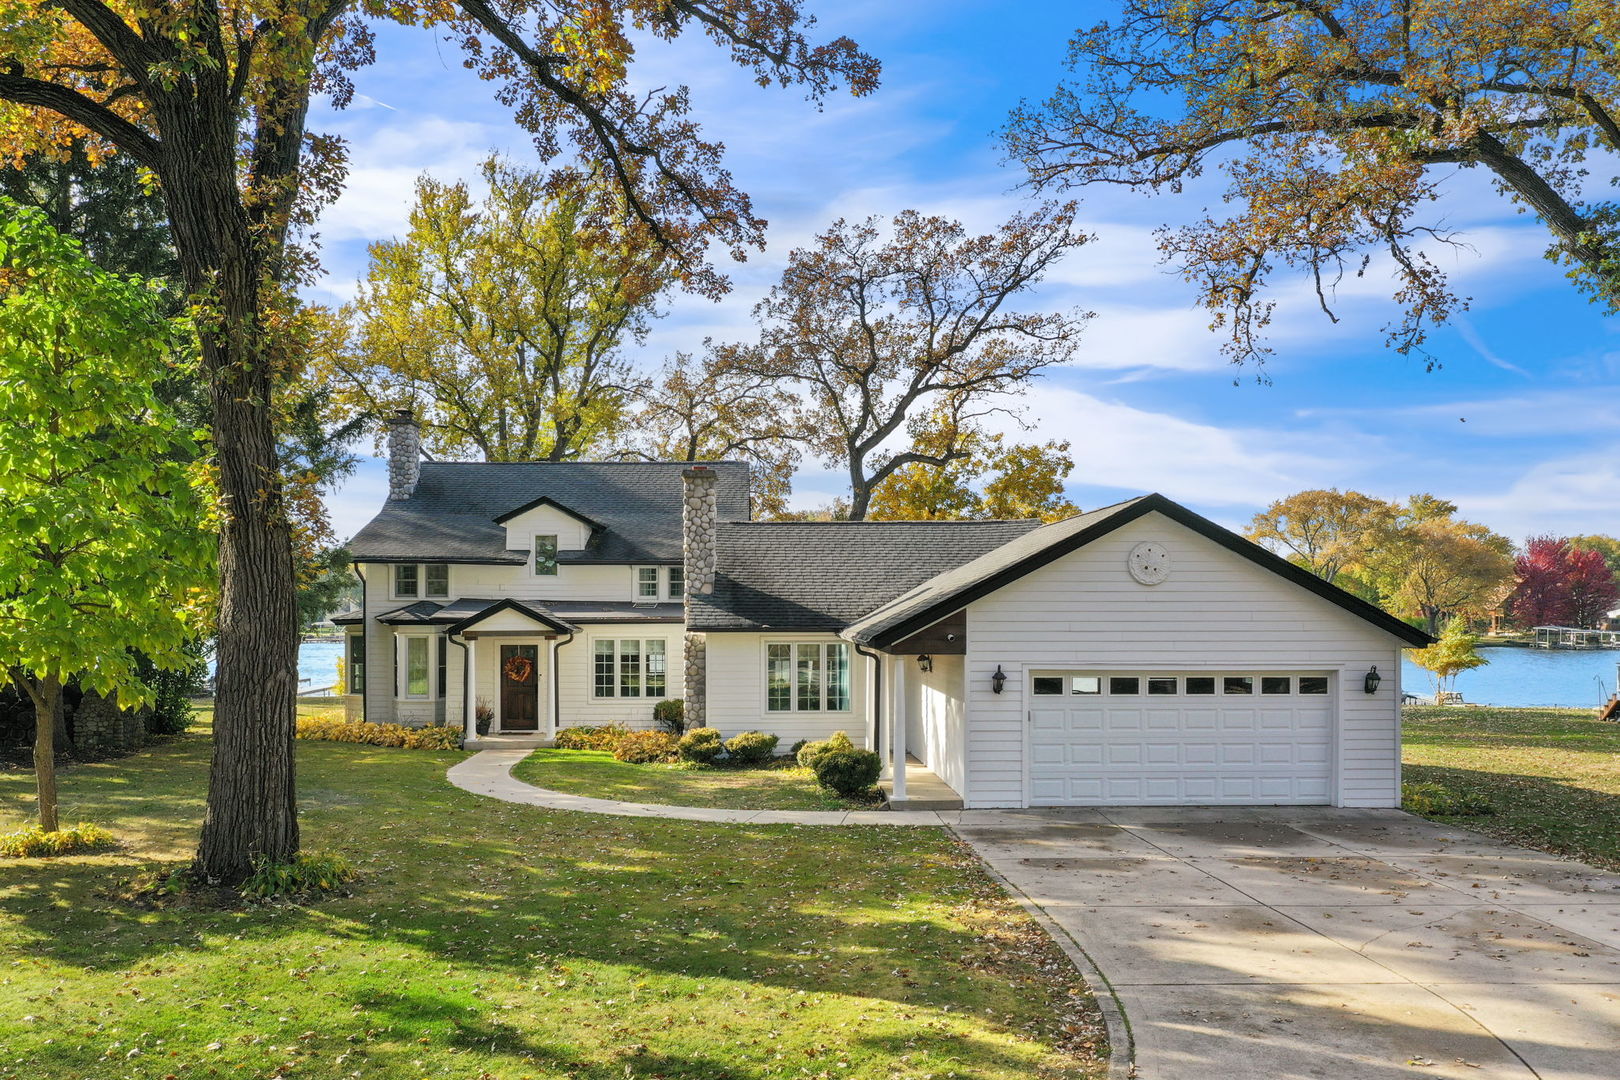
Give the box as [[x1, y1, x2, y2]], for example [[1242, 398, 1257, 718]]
[[1509, 536, 1573, 628], [1567, 546, 1620, 627]]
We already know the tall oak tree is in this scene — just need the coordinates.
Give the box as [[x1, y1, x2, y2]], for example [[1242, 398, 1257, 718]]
[[1009, 0, 1620, 363], [738, 205, 1089, 519], [0, 0, 875, 881]]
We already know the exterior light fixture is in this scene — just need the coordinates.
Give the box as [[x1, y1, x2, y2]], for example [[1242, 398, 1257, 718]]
[[916, 654, 933, 673], [991, 665, 1007, 695], [1363, 666, 1382, 694]]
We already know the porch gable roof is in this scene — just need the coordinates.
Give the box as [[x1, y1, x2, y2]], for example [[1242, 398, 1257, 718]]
[[445, 598, 578, 636]]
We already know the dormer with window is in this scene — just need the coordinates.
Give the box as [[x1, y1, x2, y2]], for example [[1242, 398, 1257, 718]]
[[494, 496, 605, 556]]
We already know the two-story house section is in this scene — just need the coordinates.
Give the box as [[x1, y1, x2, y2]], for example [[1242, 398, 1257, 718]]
[[341, 410, 1430, 810], [340, 411, 750, 736]]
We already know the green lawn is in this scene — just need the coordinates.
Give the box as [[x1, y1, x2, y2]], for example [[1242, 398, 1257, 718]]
[[1403, 706, 1620, 869], [0, 721, 1106, 1080], [513, 748, 869, 811]]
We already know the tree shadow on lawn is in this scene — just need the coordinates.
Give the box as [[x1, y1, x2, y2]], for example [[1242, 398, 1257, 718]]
[[0, 739, 1086, 1077], [1402, 762, 1620, 869]]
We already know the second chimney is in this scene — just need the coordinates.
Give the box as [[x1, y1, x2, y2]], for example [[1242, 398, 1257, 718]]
[[386, 409, 421, 500], [681, 465, 719, 728]]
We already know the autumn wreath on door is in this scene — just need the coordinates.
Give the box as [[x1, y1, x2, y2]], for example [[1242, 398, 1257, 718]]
[[503, 655, 535, 684]]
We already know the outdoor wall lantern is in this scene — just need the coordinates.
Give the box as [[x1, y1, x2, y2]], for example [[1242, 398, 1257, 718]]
[[991, 665, 1007, 695], [1363, 666, 1382, 694], [916, 654, 933, 673]]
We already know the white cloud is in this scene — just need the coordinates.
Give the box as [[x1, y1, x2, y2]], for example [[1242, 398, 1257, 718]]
[[987, 386, 1386, 508], [1456, 448, 1620, 540]]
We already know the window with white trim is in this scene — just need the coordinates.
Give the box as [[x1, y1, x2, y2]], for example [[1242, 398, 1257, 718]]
[[766, 642, 851, 712], [345, 633, 365, 694], [593, 638, 668, 698], [393, 563, 449, 599], [632, 565, 685, 601], [397, 634, 434, 699]]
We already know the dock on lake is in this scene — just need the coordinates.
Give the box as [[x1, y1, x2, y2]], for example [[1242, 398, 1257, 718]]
[[1532, 626, 1620, 650]]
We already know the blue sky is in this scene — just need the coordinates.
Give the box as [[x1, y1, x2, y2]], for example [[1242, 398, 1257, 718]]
[[309, 1, 1620, 544]]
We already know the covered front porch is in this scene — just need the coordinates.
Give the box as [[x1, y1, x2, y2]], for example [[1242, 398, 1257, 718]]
[[450, 599, 577, 742], [866, 610, 970, 811]]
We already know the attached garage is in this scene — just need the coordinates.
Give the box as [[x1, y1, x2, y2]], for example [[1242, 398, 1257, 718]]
[[841, 494, 1434, 810], [1026, 671, 1334, 805]]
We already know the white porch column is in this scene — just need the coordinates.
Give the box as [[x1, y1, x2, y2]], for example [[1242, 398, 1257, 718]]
[[890, 654, 908, 802], [546, 638, 560, 737], [463, 636, 478, 743]]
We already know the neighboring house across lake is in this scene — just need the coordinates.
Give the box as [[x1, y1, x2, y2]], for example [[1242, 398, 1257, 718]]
[[341, 411, 1431, 808]]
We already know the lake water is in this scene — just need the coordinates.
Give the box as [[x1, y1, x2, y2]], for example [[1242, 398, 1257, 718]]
[[1400, 646, 1620, 707], [298, 641, 344, 694]]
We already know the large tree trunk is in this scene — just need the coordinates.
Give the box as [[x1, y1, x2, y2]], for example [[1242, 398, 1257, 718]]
[[160, 119, 301, 884], [18, 674, 62, 833]]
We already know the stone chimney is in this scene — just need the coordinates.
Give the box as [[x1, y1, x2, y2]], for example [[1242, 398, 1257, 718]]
[[386, 409, 421, 500], [681, 465, 719, 726]]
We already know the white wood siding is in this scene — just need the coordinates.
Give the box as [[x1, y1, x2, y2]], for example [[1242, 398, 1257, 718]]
[[556, 624, 684, 729], [500, 504, 595, 552], [703, 633, 871, 747], [356, 560, 676, 727], [963, 513, 1405, 809], [452, 561, 642, 603], [910, 655, 966, 796]]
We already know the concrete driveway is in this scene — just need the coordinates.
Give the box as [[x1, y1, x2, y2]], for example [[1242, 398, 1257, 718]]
[[955, 808, 1620, 1080]]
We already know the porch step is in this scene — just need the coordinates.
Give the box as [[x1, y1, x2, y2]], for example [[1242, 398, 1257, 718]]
[[881, 758, 964, 811], [465, 735, 553, 750]]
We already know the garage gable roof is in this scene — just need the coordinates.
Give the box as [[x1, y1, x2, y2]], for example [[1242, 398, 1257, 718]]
[[841, 493, 1435, 649]]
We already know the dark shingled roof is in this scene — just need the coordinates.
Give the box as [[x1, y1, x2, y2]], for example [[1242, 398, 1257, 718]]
[[686, 520, 1044, 632], [840, 493, 1435, 649], [349, 460, 751, 565], [370, 597, 683, 628]]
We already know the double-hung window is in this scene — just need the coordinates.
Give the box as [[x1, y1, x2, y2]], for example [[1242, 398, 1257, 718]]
[[345, 633, 365, 694], [393, 563, 449, 599], [593, 639, 667, 698], [399, 636, 432, 698], [766, 642, 851, 712], [633, 565, 686, 601]]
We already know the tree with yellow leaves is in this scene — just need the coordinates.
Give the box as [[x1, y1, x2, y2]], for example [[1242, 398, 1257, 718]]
[[0, 0, 877, 883]]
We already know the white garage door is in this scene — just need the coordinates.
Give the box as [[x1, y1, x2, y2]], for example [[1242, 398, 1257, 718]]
[[1027, 672, 1333, 806]]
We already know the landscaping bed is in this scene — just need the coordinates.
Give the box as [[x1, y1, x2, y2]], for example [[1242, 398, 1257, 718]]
[[513, 747, 874, 810], [1402, 705, 1620, 869], [0, 717, 1107, 1080]]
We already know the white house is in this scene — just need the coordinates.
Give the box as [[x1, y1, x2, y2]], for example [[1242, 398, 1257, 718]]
[[344, 412, 1431, 809]]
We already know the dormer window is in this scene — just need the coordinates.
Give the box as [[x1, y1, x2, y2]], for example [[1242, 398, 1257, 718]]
[[394, 563, 449, 599], [532, 535, 558, 576]]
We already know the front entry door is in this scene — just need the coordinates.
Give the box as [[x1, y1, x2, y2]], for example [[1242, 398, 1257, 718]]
[[500, 644, 540, 731]]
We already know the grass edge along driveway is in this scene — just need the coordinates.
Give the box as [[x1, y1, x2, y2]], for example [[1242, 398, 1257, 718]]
[[1402, 705, 1620, 870], [0, 725, 1107, 1080]]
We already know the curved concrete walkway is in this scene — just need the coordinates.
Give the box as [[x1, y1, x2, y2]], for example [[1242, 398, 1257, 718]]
[[447, 748, 960, 825]]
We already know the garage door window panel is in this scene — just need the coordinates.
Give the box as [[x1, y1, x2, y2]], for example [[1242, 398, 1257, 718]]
[[1108, 676, 1140, 695]]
